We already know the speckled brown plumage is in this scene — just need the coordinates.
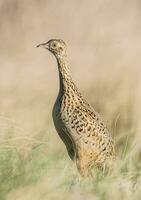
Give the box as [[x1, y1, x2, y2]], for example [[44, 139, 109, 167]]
[[37, 39, 115, 177]]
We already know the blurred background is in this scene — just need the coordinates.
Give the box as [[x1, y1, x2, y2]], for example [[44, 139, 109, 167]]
[[0, 0, 141, 199]]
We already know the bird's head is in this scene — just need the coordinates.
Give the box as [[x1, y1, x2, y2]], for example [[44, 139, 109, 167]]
[[37, 39, 67, 58]]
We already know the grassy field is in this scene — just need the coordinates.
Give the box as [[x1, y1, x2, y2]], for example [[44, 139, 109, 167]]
[[0, 73, 141, 200], [0, 0, 141, 199]]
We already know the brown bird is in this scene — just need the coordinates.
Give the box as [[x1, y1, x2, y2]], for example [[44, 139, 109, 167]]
[[37, 39, 115, 177]]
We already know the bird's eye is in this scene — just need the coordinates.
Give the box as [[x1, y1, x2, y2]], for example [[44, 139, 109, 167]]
[[52, 43, 57, 48]]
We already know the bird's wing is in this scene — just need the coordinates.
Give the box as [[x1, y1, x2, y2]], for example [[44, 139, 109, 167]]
[[66, 104, 115, 158]]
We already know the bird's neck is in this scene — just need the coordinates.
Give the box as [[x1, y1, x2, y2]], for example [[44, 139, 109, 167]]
[[55, 54, 86, 106], [56, 55, 74, 93]]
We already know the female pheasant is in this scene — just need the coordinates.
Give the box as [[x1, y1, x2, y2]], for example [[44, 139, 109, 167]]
[[37, 39, 115, 177]]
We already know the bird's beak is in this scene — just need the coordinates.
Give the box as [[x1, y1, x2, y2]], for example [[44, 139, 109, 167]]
[[36, 42, 49, 49]]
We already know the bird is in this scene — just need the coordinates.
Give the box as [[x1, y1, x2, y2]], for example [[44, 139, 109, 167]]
[[37, 39, 115, 177]]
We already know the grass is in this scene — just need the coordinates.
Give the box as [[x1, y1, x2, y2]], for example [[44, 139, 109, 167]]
[[1, 143, 141, 200]]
